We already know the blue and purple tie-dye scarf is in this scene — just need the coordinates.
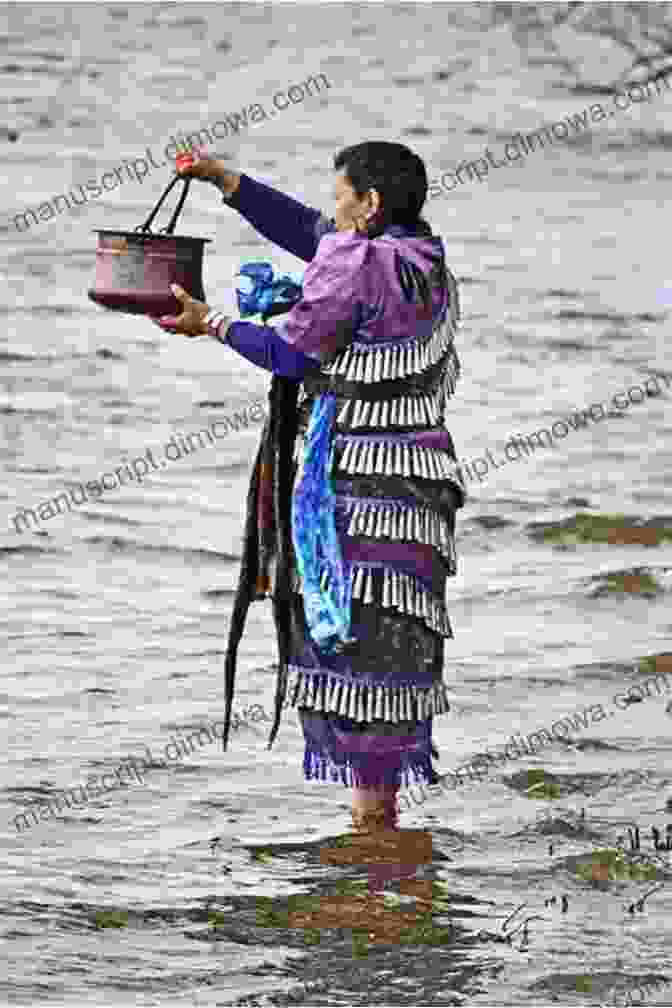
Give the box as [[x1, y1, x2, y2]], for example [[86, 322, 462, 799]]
[[291, 392, 353, 653]]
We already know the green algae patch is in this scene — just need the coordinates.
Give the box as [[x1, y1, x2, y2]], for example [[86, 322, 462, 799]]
[[591, 569, 663, 597], [250, 848, 274, 863], [255, 892, 321, 929], [574, 848, 658, 883], [207, 909, 229, 929], [94, 909, 129, 929], [506, 768, 562, 800], [528, 512, 672, 548], [523, 768, 561, 800], [255, 896, 290, 928], [331, 879, 369, 898], [286, 893, 322, 915], [330, 835, 353, 848], [398, 913, 453, 947], [351, 929, 370, 957]]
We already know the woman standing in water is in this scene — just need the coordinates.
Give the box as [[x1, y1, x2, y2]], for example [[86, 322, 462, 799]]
[[159, 142, 465, 831]]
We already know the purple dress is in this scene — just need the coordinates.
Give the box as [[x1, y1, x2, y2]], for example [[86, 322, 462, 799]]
[[223, 175, 466, 790]]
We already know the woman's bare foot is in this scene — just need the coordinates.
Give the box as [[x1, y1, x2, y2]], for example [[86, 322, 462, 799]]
[[351, 786, 398, 832]]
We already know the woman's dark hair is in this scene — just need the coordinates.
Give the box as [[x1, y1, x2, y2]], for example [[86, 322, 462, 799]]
[[333, 141, 430, 236]]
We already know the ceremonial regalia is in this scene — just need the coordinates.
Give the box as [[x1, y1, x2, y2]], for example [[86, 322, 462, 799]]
[[218, 174, 465, 791]]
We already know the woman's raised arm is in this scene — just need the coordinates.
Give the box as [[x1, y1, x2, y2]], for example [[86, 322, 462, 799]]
[[223, 174, 334, 263], [174, 159, 334, 263]]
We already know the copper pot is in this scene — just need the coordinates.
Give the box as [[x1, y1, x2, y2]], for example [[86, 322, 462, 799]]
[[88, 174, 211, 316]]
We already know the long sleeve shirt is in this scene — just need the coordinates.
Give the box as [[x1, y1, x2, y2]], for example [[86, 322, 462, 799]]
[[219, 174, 338, 379]]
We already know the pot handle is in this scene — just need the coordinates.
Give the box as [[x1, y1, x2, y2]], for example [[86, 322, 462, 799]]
[[135, 174, 191, 235]]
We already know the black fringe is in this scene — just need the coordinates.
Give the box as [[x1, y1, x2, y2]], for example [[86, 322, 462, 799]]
[[221, 374, 299, 752], [268, 376, 299, 748]]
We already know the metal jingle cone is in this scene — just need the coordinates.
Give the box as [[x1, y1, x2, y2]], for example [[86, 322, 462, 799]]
[[413, 444, 424, 480], [394, 345, 403, 380], [382, 568, 392, 608], [391, 569, 400, 607], [364, 506, 377, 538], [382, 345, 391, 381], [364, 441, 376, 476], [382, 441, 393, 476], [397, 573, 405, 613], [374, 442, 384, 476], [340, 441, 354, 472], [337, 399, 350, 425], [364, 352, 375, 384], [389, 507, 399, 542], [357, 502, 370, 535], [420, 508, 428, 543], [345, 353, 358, 382], [363, 568, 374, 604], [334, 346, 349, 376], [402, 443, 412, 478], [347, 502, 361, 536], [411, 341, 418, 375], [390, 440, 399, 475], [373, 442, 384, 475], [353, 440, 365, 474]]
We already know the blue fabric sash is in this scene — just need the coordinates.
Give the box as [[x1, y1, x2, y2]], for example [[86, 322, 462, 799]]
[[291, 393, 353, 653]]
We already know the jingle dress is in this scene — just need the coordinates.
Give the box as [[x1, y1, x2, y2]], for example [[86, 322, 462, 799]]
[[220, 174, 466, 790]]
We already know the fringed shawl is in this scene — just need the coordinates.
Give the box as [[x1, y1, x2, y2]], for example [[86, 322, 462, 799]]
[[221, 373, 299, 751]]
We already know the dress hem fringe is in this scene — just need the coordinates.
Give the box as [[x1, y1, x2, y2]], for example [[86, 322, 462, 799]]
[[303, 745, 434, 790]]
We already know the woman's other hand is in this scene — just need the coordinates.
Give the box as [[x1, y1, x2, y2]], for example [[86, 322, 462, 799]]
[[155, 284, 209, 337]]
